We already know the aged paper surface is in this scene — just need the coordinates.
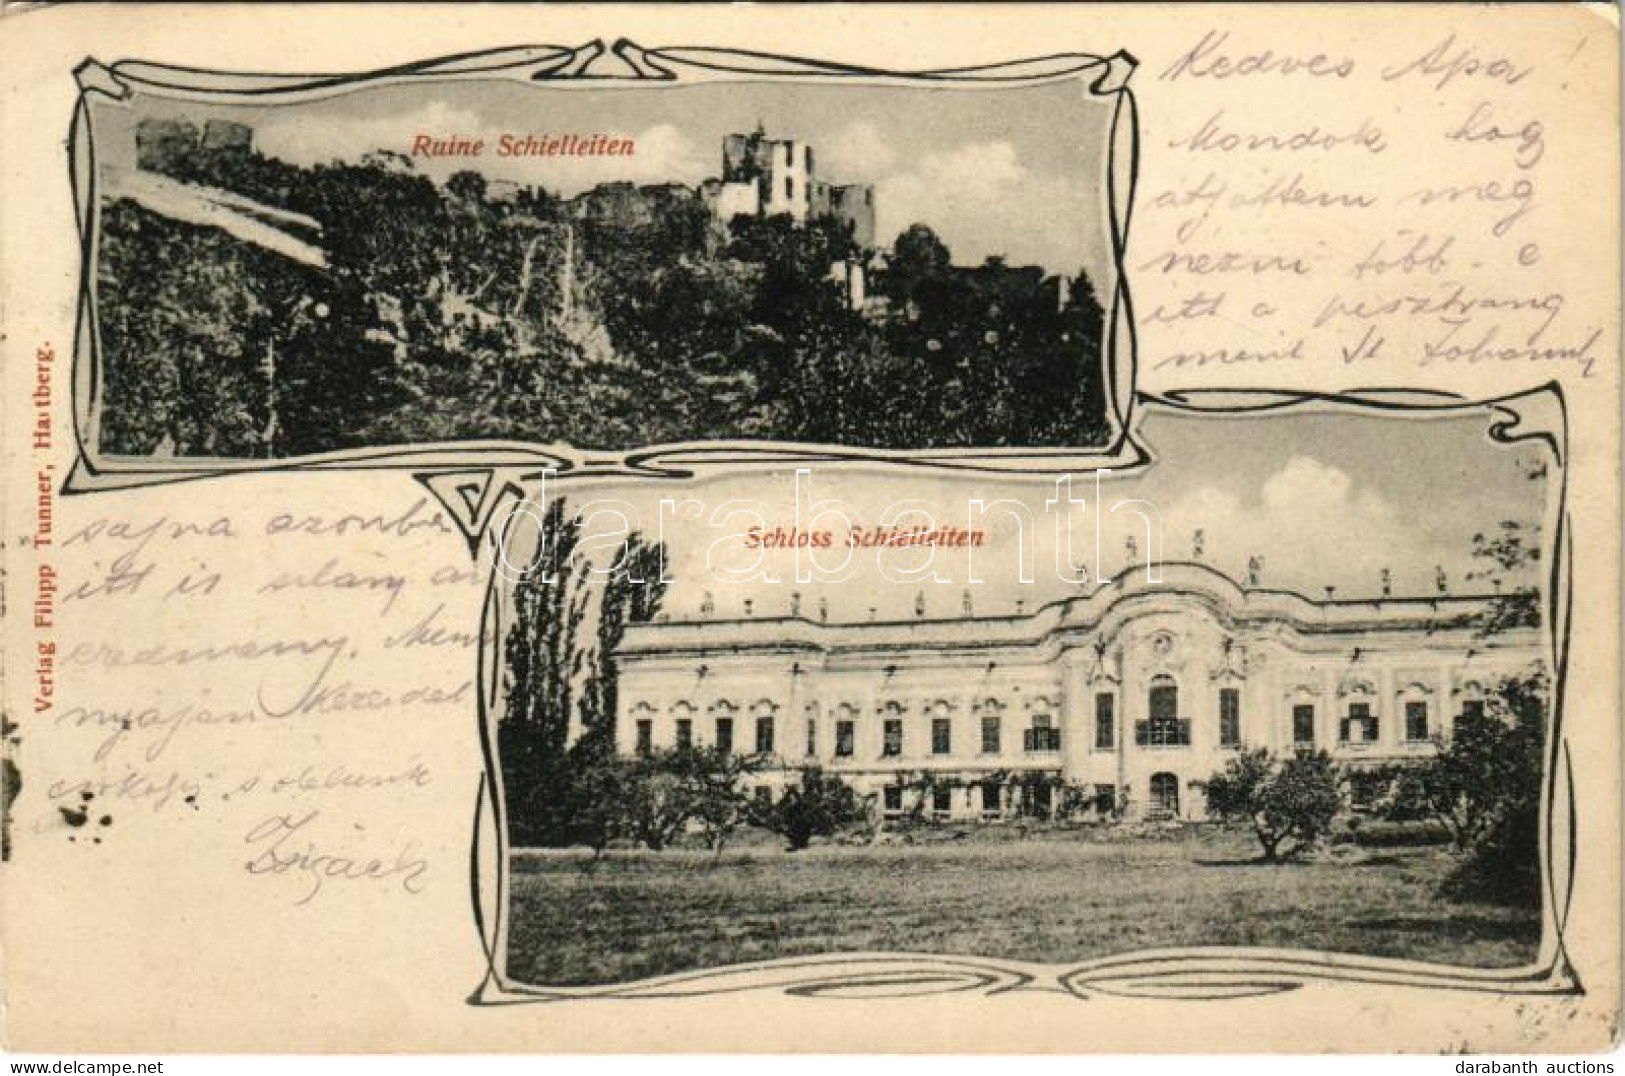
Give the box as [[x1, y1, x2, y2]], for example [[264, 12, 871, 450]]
[[0, 1, 1619, 1053]]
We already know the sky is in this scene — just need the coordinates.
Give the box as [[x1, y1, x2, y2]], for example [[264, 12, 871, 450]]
[[97, 76, 1116, 278], [499, 405, 1551, 624]]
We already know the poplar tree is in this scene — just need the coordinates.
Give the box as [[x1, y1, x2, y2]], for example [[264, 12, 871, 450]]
[[499, 498, 589, 844]]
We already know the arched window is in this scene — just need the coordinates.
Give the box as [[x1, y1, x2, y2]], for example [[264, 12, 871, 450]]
[[709, 699, 739, 754], [630, 701, 657, 756], [671, 701, 697, 751], [1149, 676, 1179, 719], [1150, 772, 1180, 818], [834, 702, 858, 758], [880, 701, 905, 757]]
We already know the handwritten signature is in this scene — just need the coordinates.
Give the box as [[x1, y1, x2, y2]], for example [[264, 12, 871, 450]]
[[244, 809, 428, 905]]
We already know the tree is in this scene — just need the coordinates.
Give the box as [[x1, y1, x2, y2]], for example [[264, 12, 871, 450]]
[[547, 746, 761, 858], [498, 499, 591, 846], [1414, 498, 1545, 907], [1468, 520, 1541, 637], [558, 754, 632, 863], [1384, 677, 1544, 852], [498, 499, 669, 849], [1384, 669, 1547, 906], [1202, 748, 1344, 862], [619, 747, 703, 852], [690, 751, 766, 858], [576, 534, 669, 764], [445, 169, 488, 203], [752, 767, 865, 851], [889, 223, 951, 290]]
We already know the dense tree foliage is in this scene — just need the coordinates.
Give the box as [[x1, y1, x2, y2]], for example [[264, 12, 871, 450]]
[[751, 766, 868, 851], [1373, 507, 1547, 908], [96, 136, 1109, 455], [498, 499, 669, 847], [1202, 748, 1344, 862], [1379, 671, 1547, 907]]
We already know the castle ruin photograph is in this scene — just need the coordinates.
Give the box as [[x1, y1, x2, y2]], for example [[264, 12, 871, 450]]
[[86, 78, 1116, 459]]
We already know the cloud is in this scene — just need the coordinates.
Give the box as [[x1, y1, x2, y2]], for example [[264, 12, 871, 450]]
[[821, 121, 897, 177], [560, 450, 1475, 627], [255, 101, 485, 169], [620, 123, 709, 184], [877, 141, 1025, 233], [1148, 456, 1412, 596], [874, 140, 1082, 272]]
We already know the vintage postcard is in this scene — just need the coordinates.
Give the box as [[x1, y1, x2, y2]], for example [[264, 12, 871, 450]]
[[0, 2, 1619, 1056]]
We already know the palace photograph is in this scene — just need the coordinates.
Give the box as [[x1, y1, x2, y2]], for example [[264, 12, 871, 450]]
[[490, 407, 1553, 986], [85, 75, 1117, 460]]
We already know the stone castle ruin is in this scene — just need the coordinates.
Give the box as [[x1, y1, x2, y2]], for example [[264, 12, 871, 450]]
[[701, 125, 877, 250]]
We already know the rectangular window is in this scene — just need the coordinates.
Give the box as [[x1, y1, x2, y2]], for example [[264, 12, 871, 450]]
[[980, 782, 1001, 814], [931, 785, 952, 814], [1292, 704, 1316, 746], [836, 720, 855, 757], [1024, 715, 1062, 752], [883, 785, 902, 814], [1095, 693, 1115, 749], [785, 175, 793, 200], [1093, 784, 1117, 814], [1135, 718, 1191, 747], [932, 717, 952, 755], [1219, 688, 1242, 746], [676, 718, 693, 750], [635, 719, 652, 755], [753, 786, 772, 806], [981, 714, 1000, 754], [883, 718, 903, 757], [806, 718, 817, 757], [1405, 701, 1429, 741], [715, 717, 733, 755], [755, 716, 775, 755]]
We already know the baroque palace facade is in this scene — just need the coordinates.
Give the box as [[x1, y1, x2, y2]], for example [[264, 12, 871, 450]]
[[613, 563, 1544, 821]]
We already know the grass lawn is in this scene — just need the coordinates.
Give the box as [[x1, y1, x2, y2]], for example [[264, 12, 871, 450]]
[[506, 828, 1541, 986]]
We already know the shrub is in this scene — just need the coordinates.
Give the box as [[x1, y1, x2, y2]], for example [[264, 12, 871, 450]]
[[752, 767, 865, 851]]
